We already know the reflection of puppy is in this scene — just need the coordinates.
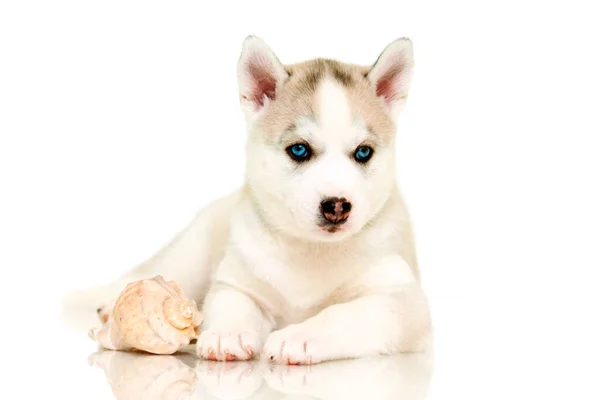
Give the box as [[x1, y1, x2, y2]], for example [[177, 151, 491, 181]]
[[74, 35, 432, 365], [90, 351, 433, 400], [195, 361, 278, 400], [88, 351, 197, 400], [191, 353, 433, 400], [266, 353, 433, 399]]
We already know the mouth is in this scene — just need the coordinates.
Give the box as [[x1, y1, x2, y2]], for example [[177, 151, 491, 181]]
[[318, 219, 348, 233]]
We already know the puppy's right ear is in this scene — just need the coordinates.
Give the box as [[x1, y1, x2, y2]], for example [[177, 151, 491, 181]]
[[237, 36, 289, 117]]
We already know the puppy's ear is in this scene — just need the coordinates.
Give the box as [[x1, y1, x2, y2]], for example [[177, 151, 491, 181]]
[[366, 38, 414, 117], [237, 36, 289, 115]]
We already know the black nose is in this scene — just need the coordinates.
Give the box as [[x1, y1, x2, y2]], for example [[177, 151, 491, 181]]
[[320, 197, 352, 224]]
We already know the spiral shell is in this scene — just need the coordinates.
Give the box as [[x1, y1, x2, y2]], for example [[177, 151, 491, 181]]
[[89, 275, 202, 355], [164, 298, 195, 329]]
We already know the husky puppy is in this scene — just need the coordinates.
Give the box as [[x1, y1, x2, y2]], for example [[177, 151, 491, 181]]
[[90, 36, 431, 365]]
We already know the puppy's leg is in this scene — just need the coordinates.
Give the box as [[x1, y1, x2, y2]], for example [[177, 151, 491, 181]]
[[263, 285, 431, 365], [196, 286, 274, 361]]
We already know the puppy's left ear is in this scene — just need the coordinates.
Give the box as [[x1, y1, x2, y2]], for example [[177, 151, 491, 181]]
[[366, 38, 414, 117], [237, 36, 289, 116]]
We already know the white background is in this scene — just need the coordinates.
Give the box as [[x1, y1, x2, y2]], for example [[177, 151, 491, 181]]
[[1, 0, 599, 399]]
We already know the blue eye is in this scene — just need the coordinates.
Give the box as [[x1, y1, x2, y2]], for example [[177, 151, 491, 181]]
[[354, 146, 373, 163], [286, 143, 311, 161]]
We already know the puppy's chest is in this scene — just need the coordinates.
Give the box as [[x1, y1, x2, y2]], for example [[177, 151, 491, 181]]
[[252, 246, 364, 312]]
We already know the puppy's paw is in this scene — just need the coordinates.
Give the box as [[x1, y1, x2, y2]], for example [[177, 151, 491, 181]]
[[263, 324, 330, 365], [196, 330, 261, 362]]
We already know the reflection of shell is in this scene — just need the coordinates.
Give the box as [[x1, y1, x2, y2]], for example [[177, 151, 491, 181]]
[[89, 276, 202, 355], [89, 350, 197, 400]]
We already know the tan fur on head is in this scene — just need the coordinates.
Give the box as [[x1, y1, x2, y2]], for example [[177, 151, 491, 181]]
[[258, 58, 397, 145], [237, 36, 414, 145]]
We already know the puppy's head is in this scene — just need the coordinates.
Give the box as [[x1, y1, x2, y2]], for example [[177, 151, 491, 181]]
[[238, 36, 413, 242]]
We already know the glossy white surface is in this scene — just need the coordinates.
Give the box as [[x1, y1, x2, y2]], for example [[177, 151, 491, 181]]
[[86, 349, 432, 400]]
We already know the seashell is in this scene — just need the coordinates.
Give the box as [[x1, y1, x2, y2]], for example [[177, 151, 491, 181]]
[[89, 275, 203, 355]]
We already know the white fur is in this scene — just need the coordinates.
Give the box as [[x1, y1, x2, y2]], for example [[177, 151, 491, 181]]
[[68, 36, 432, 364]]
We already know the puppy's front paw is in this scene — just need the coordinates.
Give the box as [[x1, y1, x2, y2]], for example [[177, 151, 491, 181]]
[[263, 324, 328, 365], [196, 330, 261, 362]]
